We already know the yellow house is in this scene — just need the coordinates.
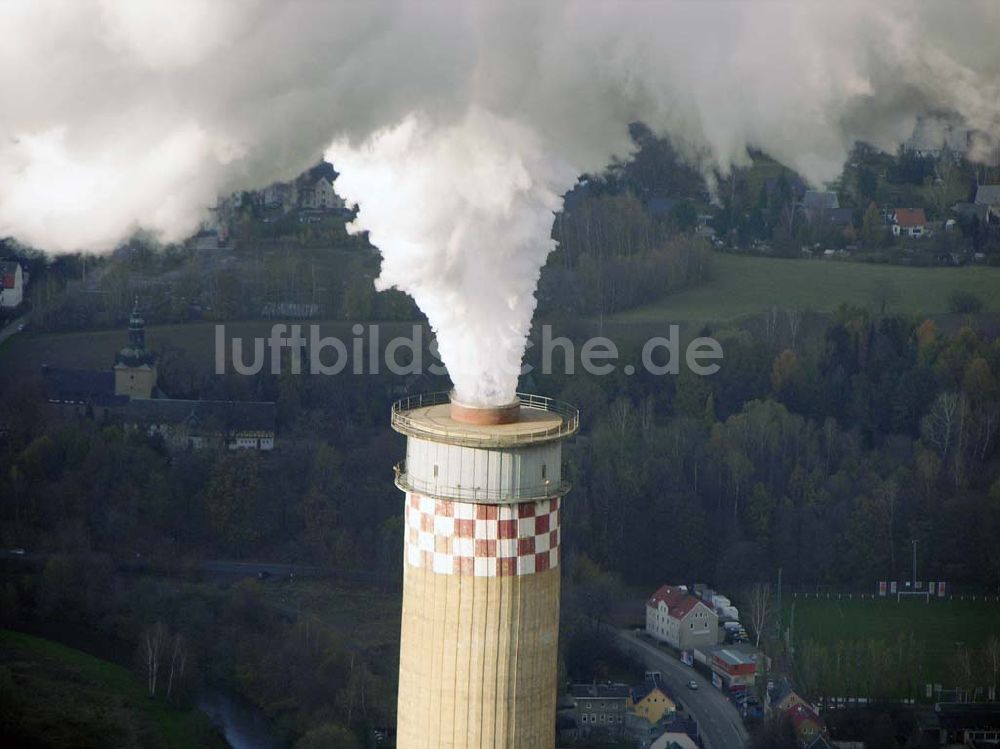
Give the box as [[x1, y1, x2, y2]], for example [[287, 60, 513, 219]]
[[627, 673, 676, 725]]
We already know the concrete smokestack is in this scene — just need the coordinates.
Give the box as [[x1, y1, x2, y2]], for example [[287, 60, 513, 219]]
[[391, 391, 578, 748]]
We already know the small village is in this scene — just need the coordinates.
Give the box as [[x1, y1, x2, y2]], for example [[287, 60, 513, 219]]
[[562, 582, 1000, 749]]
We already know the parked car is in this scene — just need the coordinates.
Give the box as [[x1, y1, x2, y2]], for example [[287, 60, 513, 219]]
[[687, 680, 699, 690]]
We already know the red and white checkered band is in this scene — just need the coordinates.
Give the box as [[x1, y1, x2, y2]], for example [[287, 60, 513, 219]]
[[404, 494, 560, 577]]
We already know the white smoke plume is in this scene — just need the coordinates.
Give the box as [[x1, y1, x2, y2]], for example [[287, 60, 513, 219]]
[[2, 1, 1000, 403]]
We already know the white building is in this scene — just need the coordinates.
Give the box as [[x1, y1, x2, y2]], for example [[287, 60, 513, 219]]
[[890, 208, 928, 238], [645, 585, 719, 651], [0, 260, 24, 308], [299, 176, 344, 211]]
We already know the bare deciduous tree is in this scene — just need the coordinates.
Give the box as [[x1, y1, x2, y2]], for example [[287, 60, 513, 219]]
[[142, 621, 168, 698], [166, 633, 187, 701], [985, 635, 1000, 700], [922, 392, 961, 459], [785, 308, 803, 351], [609, 398, 634, 438], [746, 582, 773, 649]]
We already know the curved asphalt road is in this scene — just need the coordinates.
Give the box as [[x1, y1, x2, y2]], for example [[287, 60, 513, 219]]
[[612, 628, 749, 749]]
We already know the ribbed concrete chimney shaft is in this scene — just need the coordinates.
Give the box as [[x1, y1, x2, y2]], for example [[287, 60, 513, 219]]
[[390, 392, 578, 749]]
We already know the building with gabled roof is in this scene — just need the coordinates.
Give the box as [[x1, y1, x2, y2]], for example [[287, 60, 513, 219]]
[[43, 303, 275, 451], [646, 585, 719, 650], [571, 682, 630, 738], [975, 184, 1000, 222], [890, 207, 928, 238], [626, 671, 677, 731], [786, 703, 826, 747], [42, 366, 129, 416], [0, 259, 25, 308], [124, 398, 276, 451]]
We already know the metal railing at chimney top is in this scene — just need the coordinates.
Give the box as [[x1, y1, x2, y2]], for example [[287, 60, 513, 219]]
[[390, 391, 580, 446], [393, 461, 571, 504]]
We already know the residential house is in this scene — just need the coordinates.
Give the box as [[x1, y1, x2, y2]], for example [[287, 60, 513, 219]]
[[571, 682, 629, 738], [974, 184, 1000, 222], [626, 672, 677, 736], [263, 181, 296, 211], [801, 191, 840, 224], [0, 259, 25, 308], [772, 687, 816, 715], [299, 176, 344, 211], [646, 585, 719, 651], [890, 208, 928, 238], [786, 703, 826, 747]]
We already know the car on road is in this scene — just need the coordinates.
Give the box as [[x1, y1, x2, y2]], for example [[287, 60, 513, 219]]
[[257, 570, 272, 580], [17, 323, 24, 331], [8, 548, 25, 555], [687, 680, 699, 690]]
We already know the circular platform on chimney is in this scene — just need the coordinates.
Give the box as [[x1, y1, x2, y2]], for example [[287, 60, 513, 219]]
[[391, 391, 579, 448]]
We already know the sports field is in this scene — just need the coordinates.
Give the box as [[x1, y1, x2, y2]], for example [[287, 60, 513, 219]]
[[617, 253, 1000, 323], [785, 596, 1000, 693]]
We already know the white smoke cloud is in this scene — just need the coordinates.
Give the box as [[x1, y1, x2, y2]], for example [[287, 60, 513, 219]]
[[2, 0, 1000, 403], [327, 109, 575, 405]]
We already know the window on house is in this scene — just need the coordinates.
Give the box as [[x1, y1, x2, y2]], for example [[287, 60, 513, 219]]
[[542, 463, 547, 479], [433, 464, 438, 478]]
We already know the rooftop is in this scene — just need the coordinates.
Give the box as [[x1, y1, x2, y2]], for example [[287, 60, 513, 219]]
[[571, 683, 630, 700], [893, 207, 928, 227], [802, 190, 840, 212], [42, 366, 126, 408], [647, 585, 705, 619], [630, 673, 675, 705], [391, 391, 578, 448], [703, 643, 759, 667], [974, 184, 1000, 206]]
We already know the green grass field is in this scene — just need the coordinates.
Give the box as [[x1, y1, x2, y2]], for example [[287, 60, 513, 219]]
[[0, 319, 426, 386], [785, 596, 1000, 687], [616, 253, 1000, 323], [0, 629, 224, 749]]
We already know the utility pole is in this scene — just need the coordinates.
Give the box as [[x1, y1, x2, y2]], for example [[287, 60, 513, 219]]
[[912, 539, 918, 588], [777, 567, 782, 634]]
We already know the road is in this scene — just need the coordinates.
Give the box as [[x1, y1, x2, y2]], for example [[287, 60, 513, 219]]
[[0, 310, 30, 347], [612, 628, 749, 749]]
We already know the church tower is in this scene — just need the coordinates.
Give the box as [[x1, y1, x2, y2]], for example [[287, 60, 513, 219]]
[[113, 299, 157, 399]]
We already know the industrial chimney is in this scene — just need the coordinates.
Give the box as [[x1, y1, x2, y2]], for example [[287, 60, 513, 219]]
[[391, 391, 579, 748]]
